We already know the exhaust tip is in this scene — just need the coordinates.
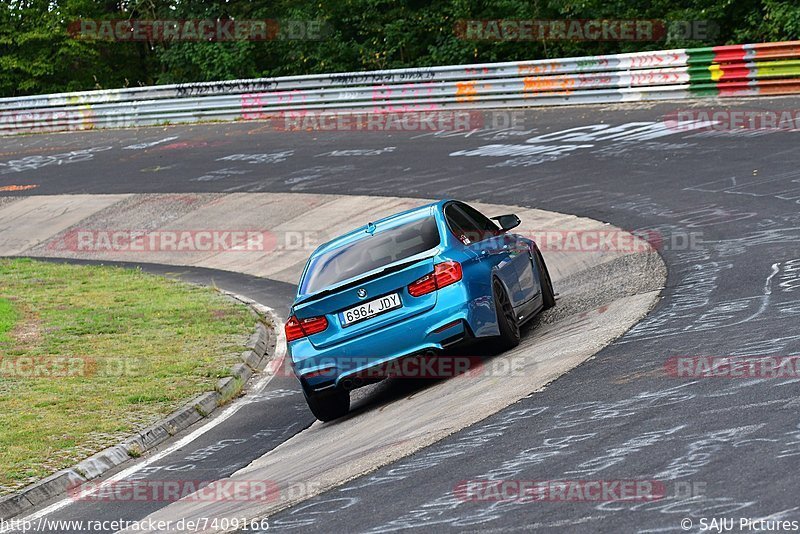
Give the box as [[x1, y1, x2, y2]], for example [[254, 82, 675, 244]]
[[341, 376, 365, 391]]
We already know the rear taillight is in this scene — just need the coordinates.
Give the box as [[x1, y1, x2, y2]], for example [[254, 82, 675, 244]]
[[285, 315, 329, 342], [408, 273, 437, 297], [408, 261, 463, 297]]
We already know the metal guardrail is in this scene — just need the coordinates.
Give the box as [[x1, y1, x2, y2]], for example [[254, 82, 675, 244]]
[[1, 40, 799, 135]]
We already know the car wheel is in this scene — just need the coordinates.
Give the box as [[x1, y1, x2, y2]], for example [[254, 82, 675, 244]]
[[534, 250, 556, 310], [303, 386, 350, 422], [493, 278, 521, 351]]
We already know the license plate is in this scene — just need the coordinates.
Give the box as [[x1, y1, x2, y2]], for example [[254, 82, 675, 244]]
[[340, 293, 402, 326]]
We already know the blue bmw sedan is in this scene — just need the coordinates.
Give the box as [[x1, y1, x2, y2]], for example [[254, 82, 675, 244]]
[[285, 200, 555, 421]]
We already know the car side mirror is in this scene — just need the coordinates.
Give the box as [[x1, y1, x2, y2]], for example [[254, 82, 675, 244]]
[[492, 214, 521, 232]]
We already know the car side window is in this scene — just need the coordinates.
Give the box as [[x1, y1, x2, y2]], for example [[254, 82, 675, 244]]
[[458, 203, 500, 235], [445, 203, 485, 245]]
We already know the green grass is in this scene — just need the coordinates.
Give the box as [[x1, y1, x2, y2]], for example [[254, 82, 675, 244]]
[[0, 258, 259, 495], [0, 297, 16, 343]]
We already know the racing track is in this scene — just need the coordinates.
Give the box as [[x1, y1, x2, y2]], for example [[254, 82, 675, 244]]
[[0, 193, 662, 531], [1, 97, 800, 532]]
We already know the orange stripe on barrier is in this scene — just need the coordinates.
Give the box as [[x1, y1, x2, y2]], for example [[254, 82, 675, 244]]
[[0, 184, 39, 192], [749, 41, 800, 60], [455, 81, 478, 102], [523, 76, 576, 93], [755, 78, 800, 95], [717, 82, 758, 97], [716, 78, 800, 97], [518, 63, 560, 75]]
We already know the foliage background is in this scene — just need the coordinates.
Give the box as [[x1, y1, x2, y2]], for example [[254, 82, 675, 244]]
[[1, 0, 798, 97]]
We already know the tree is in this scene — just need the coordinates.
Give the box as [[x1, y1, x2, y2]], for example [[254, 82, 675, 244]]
[[0, 0, 796, 97]]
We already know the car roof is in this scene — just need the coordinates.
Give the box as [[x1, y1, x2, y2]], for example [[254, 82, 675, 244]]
[[309, 200, 449, 258]]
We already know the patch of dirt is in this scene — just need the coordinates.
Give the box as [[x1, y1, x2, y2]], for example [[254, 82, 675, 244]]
[[11, 308, 43, 349], [212, 309, 231, 319]]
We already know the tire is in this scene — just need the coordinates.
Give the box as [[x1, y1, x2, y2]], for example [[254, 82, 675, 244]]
[[493, 278, 521, 352], [303, 386, 350, 422], [534, 250, 556, 310]]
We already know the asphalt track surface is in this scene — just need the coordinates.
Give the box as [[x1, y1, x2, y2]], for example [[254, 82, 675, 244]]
[[3, 97, 800, 532]]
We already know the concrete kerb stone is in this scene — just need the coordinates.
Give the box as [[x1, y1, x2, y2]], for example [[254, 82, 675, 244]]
[[215, 376, 242, 403], [193, 391, 221, 418], [74, 445, 131, 480], [0, 494, 34, 522], [241, 349, 262, 370], [230, 363, 254, 384], [19, 469, 86, 507]]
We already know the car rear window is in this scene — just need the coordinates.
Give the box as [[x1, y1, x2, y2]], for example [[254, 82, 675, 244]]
[[300, 215, 440, 295]]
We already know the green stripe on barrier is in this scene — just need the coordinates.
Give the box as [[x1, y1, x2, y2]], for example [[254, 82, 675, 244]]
[[754, 59, 800, 77], [685, 47, 716, 66], [688, 84, 720, 97], [687, 66, 716, 84]]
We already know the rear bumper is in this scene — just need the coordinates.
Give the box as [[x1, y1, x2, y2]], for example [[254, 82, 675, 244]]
[[290, 285, 471, 391]]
